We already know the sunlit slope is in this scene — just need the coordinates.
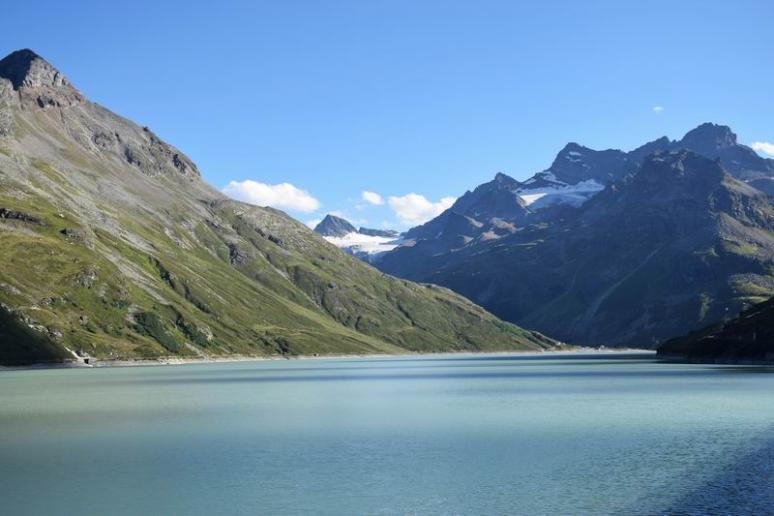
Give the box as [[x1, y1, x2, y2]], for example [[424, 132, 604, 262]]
[[0, 50, 555, 364]]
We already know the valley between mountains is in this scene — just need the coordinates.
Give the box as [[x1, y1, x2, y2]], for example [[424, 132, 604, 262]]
[[1, 49, 772, 366], [318, 125, 774, 354]]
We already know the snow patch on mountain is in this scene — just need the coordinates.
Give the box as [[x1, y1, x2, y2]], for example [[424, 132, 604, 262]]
[[323, 232, 403, 262], [515, 178, 604, 209]]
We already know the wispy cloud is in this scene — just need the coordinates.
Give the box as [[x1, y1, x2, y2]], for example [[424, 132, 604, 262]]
[[361, 190, 384, 205], [752, 141, 774, 157], [388, 193, 456, 226], [652, 105, 664, 113], [222, 180, 320, 213], [305, 219, 322, 229]]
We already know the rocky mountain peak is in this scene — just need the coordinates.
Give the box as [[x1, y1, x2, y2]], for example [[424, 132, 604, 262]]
[[314, 214, 357, 237], [0, 49, 52, 88], [638, 150, 725, 186], [494, 172, 518, 185], [678, 123, 737, 153], [0, 49, 83, 108], [559, 142, 586, 154]]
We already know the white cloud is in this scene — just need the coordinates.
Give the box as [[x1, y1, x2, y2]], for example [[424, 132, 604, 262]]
[[752, 141, 774, 157], [652, 106, 664, 113], [361, 190, 384, 205], [388, 193, 456, 226], [222, 180, 320, 213], [305, 219, 321, 229]]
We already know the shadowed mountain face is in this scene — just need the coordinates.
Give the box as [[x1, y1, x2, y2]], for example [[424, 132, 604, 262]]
[[404, 172, 528, 249], [658, 296, 774, 362], [0, 49, 555, 364], [380, 151, 774, 347]]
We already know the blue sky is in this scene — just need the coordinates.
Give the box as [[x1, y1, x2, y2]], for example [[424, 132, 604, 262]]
[[4, 0, 774, 228]]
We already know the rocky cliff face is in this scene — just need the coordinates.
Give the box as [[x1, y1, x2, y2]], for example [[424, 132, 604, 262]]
[[0, 49, 84, 109], [0, 49, 555, 365], [313, 214, 357, 237]]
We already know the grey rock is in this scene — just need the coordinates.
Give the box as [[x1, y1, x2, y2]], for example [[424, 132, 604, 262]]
[[359, 227, 399, 238], [314, 214, 357, 237], [0, 49, 84, 108]]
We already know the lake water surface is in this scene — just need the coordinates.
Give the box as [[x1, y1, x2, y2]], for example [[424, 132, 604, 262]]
[[2, 352, 774, 515]]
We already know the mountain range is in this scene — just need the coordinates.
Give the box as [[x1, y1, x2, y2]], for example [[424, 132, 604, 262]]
[[379, 123, 774, 260], [2, 48, 770, 363], [377, 125, 774, 347], [0, 49, 555, 365]]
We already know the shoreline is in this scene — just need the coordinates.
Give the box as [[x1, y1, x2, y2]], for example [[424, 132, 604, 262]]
[[657, 353, 774, 366], [0, 348, 655, 372]]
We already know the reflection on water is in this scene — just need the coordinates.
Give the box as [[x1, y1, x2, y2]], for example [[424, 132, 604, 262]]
[[1, 352, 773, 515]]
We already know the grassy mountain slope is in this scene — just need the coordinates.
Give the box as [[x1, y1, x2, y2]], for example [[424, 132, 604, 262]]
[[0, 50, 554, 365]]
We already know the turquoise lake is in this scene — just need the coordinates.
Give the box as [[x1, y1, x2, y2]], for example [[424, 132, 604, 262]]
[[2, 352, 774, 515]]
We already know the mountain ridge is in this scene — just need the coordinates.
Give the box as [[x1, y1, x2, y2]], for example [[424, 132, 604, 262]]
[[388, 122, 773, 260]]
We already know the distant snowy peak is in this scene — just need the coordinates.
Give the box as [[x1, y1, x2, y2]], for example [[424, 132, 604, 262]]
[[313, 215, 402, 262]]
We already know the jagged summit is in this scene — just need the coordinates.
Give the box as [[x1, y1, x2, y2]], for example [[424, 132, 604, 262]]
[[0, 49, 45, 88], [314, 214, 357, 237], [0, 49, 199, 177], [493, 172, 518, 184], [680, 123, 737, 153], [0, 48, 82, 107]]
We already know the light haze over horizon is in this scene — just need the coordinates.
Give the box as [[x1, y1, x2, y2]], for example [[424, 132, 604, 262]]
[[4, 0, 773, 228]]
